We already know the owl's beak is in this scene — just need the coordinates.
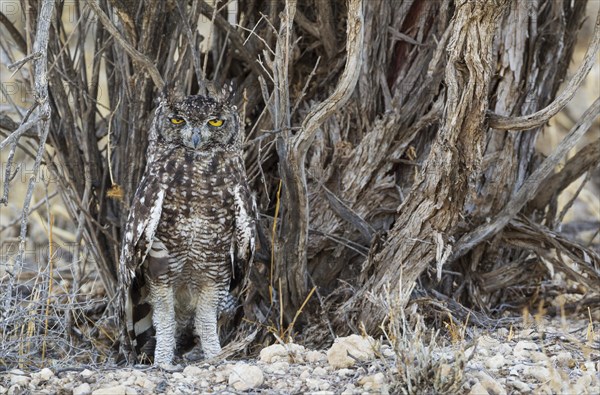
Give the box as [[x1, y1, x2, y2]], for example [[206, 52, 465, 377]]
[[192, 131, 201, 148]]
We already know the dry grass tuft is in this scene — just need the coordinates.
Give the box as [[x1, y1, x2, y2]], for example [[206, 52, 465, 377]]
[[378, 286, 468, 395]]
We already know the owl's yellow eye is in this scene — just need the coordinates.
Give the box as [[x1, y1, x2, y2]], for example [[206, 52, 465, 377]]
[[208, 119, 224, 127], [170, 117, 185, 125]]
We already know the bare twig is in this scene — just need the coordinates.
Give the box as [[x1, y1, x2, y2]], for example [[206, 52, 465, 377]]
[[198, 0, 268, 79], [274, 0, 364, 311], [0, 115, 41, 150], [15, 0, 55, 265], [0, 11, 27, 53], [86, 1, 165, 90]]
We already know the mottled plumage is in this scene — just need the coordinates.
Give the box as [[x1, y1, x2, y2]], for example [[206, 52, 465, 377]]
[[118, 87, 255, 366]]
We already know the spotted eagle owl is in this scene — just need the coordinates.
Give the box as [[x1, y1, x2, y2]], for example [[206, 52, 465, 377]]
[[118, 86, 255, 366]]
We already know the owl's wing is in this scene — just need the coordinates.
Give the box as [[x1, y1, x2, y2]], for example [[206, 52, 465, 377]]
[[231, 181, 256, 290], [117, 171, 166, 317], [117, 169, 166, 363]]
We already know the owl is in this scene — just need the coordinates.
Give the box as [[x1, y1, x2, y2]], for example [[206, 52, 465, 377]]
[[117, 86, 255, 367]]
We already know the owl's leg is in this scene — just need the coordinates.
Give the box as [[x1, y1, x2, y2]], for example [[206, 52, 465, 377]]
[[194, 285, 223, 359], [148, 282, 176, 366]]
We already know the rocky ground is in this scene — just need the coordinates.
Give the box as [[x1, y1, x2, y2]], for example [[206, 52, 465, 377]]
[[1, 315, 598, 394]]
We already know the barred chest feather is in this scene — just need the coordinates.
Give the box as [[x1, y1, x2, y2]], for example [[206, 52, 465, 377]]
[[150, 148, 241, 287]]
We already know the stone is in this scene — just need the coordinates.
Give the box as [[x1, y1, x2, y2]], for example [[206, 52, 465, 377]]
[[286, 343, 306, 361], [478, 335, 500, 350], [134, 376, 155, 391], [485, 354, 506, 370], [259, 342, 306, 363], [72, 383, 92, 395], [513, 341, 538, 359], [182, 365, 203, 377], [171, 372, 184, 380], [508, 379, 530, 393], [259, 344, 287, 363], [524, 366, 550, 382], [476, 372, 506, 395], [468, 382, 489, 395], [80, 369, 94, 379], [9, 370, 29, 386], [336, 368, 354, 377], [267, 361, 289, 375], [228, 363, 264, 391], [306, 378, 330, 391], [327, 335, 375, 369], [36, 368, 54, 381], [91, 385, 127, 395], [358, 372, 386, 391], [312, 366, 327, 376], [508, 363, 526, 376], [341, 383, 356, 395], [306, 350, 327, 363], [300, 369, 311, 380]]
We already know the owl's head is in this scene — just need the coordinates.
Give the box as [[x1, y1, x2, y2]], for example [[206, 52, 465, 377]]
[[155, 87, 240, 151]]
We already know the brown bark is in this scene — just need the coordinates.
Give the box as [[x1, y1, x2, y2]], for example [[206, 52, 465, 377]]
[[339, 0, 511, 329]]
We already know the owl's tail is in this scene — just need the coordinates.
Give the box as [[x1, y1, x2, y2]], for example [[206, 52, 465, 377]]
[[125, 272, 155, 364]]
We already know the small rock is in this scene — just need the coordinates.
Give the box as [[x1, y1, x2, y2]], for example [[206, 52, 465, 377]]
[[524, 366, 550, 382], [182, 365, 203, 377], [267, 361, 289, 374], [286, 343, 306, 362], [9, 370, 29, 386], [358, 372, 385, 391], [530, 351, 548, 362], [228, 363, 264, 391], [508, 363, 526, 376], [508, 379, 530, 392], [341, 383, 356, 395], [306, 378, 330, 391], [485, 354, 506, 370], [327, 334, 375, 369], [513, 341, 538, 359], [72, 383, 92, 395], [476, 372, 506, 395], [497, 343, 512, 355], [134, 376, 154, 391], [337, 368, 354, 377], [300, 369, 311, 380], [312, 366, 327, 376], [36, 368, 54, 381], [92, 385, 127, 395], [468, 382, 489, 395], [260, 344, 287, 363], [80, 369, 94, 379], [381, 345, 396, 358], [306, 350, 327, 363], [478, 335, 500, 349]]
